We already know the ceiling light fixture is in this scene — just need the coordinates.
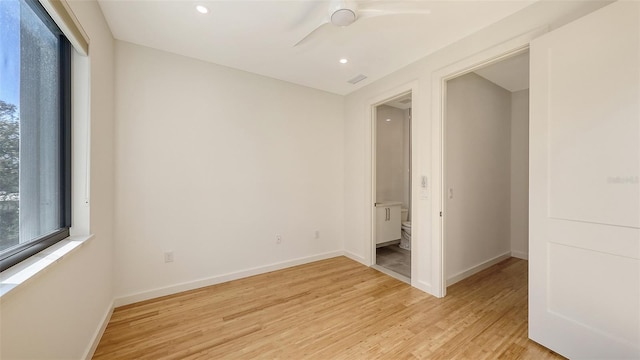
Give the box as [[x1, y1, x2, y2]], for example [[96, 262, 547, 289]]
[[196, 5, 208, 14], [386, 119, 392, 122], [339, 58, 348, 64]]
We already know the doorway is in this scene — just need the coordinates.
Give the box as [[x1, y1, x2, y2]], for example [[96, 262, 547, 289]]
[[443, 50, 530, 288], [372, 92, 412, 282]]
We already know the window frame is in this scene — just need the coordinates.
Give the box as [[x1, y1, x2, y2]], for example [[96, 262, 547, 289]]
[[0, 0, 72, 272]]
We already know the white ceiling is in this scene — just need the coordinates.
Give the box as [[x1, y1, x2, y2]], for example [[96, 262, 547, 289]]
[[98, 0, 536, 95], [474, 51, 530, 92]]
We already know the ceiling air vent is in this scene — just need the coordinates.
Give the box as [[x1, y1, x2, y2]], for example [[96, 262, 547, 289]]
[[347, 74, 367, 85]]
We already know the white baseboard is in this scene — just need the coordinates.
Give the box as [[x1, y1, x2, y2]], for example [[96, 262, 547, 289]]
[[511, 250, 528, 260], [446, 251, 512, 287], [414, 280, 435, 297], [342, 250, 366, 265], [114, 251, 343, 307], [83, 301, 114, 360]]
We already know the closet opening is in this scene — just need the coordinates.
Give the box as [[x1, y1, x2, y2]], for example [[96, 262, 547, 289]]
[[443, 50, 530, 289]]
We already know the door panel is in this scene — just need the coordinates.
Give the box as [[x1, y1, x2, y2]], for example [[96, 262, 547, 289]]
[[530, 1, 640, 358], [545, 3, 639, 228], [548, 243, 639, 344]]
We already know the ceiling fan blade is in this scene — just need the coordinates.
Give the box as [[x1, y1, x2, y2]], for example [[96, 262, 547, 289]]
[[358, 8, 431, 20], [294, 20, 330, 47]]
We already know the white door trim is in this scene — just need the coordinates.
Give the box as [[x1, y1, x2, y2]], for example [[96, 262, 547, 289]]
[[365, 81, 419, 285], [430, 28, 546, 297]]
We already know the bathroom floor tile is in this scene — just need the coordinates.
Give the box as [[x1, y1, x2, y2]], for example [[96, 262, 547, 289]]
[[376, 244, 410, 277]]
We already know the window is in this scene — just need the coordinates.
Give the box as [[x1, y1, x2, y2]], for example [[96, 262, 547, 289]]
[[0, 0, 71, 271]]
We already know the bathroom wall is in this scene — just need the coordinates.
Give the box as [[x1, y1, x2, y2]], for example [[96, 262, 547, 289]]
[[445, 72, 512, 284], [403, 108, 411, 215], [510, 89, 529, 259], [113, 41, 344, 304], [376, 105, 406, 205]]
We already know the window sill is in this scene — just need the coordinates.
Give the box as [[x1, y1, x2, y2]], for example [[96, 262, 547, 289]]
[[0, 234, 94, 299]]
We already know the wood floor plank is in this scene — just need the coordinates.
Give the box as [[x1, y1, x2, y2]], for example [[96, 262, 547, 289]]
[[93, 256, 565, 359]]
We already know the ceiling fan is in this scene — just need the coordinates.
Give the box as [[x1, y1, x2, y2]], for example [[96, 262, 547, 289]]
[[294, 0, 431, 47]]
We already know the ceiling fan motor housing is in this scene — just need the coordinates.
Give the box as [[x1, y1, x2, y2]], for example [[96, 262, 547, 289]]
[[331, 8, 357, 26]]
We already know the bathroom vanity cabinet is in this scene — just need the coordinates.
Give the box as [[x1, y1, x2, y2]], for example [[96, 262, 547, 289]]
[[375, 202, 401, 244]]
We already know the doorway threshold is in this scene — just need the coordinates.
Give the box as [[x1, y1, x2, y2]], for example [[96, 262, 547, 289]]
[[371, 264, 410, 284]]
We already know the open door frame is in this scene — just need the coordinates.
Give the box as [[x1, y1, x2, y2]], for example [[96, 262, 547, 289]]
[[365, 81, 418, 284], [430, 28, 545, 298]]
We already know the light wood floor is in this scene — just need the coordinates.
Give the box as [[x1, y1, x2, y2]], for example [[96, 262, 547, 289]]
[[93, 257, 564, 359]]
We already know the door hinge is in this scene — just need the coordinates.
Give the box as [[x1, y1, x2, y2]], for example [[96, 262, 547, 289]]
[[440, 211, 443, 217]]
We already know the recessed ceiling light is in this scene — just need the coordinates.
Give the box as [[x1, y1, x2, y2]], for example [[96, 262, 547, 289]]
[[196, 5, 208, 14], [339, 58, 348, 64], [386, 118, 391, 122]]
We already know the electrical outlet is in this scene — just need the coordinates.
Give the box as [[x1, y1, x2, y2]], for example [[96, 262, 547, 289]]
[[314, 230, 320, 239], [164, 251, 174, 263], [276, 234, 282, 244]]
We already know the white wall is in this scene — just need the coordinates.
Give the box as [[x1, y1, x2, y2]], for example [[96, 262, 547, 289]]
[[510, 89, 529, 259], [403, 108, 411, 215], [0, 1, 611, 356], [0, 1, 115, 358], [113, 41, 344, 303], [376, 105, 405, 205], [445, 73, 511, 283], [343, 1, 609, 293]]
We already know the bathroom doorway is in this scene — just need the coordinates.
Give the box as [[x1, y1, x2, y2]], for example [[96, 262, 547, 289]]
[[372, 92, 412, 282], [443, 50, 529, 288]]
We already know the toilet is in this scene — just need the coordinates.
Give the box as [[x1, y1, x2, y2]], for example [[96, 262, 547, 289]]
[[400, 209, 411, 250], [400, 222, 411, 250]]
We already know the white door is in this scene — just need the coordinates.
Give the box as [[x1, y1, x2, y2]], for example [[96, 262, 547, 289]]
[[529, 1, 639, 358]]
